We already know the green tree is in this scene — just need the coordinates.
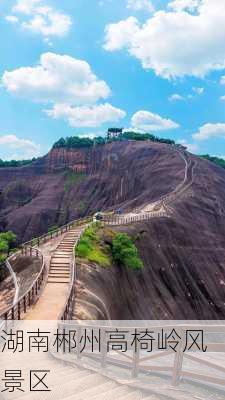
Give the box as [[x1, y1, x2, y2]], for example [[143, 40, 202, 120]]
[[0, 231, 16, 246], [0, 231, 17, 264], [201, 154, 225, 170], [0, 240, 9, 253], [112, 233, 143, 271]]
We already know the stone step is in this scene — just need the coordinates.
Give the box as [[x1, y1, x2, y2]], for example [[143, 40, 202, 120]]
[[57, 248, 73, 251], [51, 256, 71, 260], [49, 270, 70, 275], [50, 261, 71, 265], [58, 245, 74, 247], [48, 273, 70, 279], [48, 279, 70, 284], [57, 248, 73, 252], [50, 269, 70, 273], [49, 271, 70, 276], [59, 242, 74, 245], [50, 260, 70, 265], [54, 255, 71, 260]]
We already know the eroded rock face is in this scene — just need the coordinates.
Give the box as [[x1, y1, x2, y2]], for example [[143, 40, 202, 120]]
[[1, 140, 225, 319], [0, 141, 184, 242], [45, 148, 89, 173], [73, 152, 225, 320]]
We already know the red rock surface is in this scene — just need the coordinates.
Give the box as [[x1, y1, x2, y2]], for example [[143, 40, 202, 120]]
[[1, 140, 225, 319]]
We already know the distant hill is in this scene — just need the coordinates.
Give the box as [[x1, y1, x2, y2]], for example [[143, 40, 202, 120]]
[[0, 158, 38, 168]]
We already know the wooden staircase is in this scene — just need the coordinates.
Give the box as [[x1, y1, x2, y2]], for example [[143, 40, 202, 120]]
[[48, 229, 82, 284]]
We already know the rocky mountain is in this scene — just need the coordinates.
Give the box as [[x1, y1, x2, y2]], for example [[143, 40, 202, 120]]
[[1, 140, 225, 319], [0, 141, 184, 242]]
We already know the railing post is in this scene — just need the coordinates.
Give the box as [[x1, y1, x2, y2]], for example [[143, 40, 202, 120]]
[[23, 297, 26, 313], [101, 329, 107, 368], [172, 329, 184, 386], [18, 301, 21, 320], [77, 326, 82, 359], [132, 337, 140, 378]]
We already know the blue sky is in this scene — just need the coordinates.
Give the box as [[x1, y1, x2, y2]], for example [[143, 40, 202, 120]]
[[0, 0, 225, 160]]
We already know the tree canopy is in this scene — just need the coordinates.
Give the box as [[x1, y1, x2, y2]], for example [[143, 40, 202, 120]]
[[0, 231, 17, 264], [201, 154, 225, 170], [52, 132, 175, 150], [0, 158, 37, 168], [112, 233, 143, 271]]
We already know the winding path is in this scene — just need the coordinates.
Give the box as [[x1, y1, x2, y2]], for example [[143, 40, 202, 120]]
[[105, 149, 196, 226]]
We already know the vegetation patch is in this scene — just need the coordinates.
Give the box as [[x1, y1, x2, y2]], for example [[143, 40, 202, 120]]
[[76, 223, 143, 271], [201, 154, 225, 170], [64, 171, 86, 192], [0, 158, 38, 168], [112, 233, 144, 271], [77, 200, 87, 213], [76, 223, 111, 267], [53, 132, 175, 150], [0, 231, 17, 281]]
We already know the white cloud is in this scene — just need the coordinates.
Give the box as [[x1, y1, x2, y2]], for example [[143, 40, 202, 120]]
[[104, 17, 140, 51], [2, 52, 111, 106], [193, 123, 225, 141], [169, 86, 204, 101], [2, 53, 126, 129], [220, 76, 225, 85], [104, 0, 225, 79], [131, 110, 179, 132], [220, 95, 225, 101], [0, 134, 41, 159], [192, 86, 204, 95], [5, 15, 19, 23], [178, 139, 199, 153], [10, 0, 72, 40], [127, 0, 154, 13], [21, 7, 72, 37], [13, 0, 42, 14], [45, 103, 126, 128], [168, 0, 201, 12], [169, 94, 185, 101]]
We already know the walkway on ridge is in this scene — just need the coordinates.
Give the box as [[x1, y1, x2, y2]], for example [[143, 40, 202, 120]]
[[106, 150, 196, 225]]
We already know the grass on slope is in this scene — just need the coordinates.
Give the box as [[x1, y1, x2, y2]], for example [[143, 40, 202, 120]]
[[76, 223, 111, 267], [76, 223, 143, 270], [64, 171, 86, 192]]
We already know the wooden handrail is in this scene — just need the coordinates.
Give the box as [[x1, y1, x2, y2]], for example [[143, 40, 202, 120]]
[[0, 216, 92, 322], [59, 227, 86, 321], [0, 247, 46, 321]]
